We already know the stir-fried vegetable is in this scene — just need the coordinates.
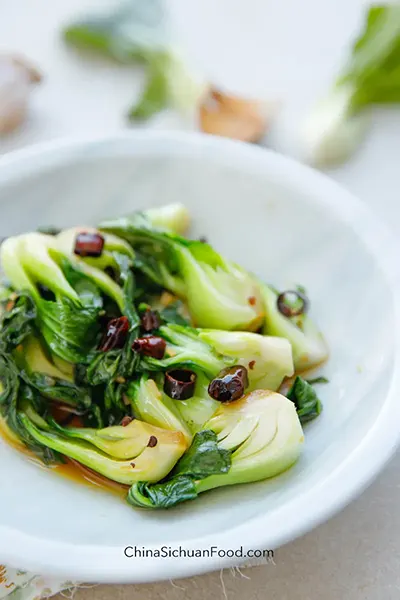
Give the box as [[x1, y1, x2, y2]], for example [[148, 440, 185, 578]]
[[287, 376, 323, 423], [100, 214, 264, 331], [127, 374, 192, 443], [198, 329, 294, 391], [261, 283, 328, 371], [128, 390, 304, 508], [0, 202, 328, 511], [21, 412, 188, 484]]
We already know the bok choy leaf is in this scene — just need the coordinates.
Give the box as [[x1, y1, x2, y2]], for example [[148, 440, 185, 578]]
[[63, 0, 207, 120], [302, 4, 400, 166]]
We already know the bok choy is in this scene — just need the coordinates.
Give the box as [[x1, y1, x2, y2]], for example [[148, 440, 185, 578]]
[[302, 4, 400, 166], [0, 202, 328, 512]]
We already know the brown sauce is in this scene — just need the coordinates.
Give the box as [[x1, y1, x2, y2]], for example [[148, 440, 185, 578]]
[[54, 459, 128, 498], [279, 355, 330, 395], [0, 416, 128, 499]]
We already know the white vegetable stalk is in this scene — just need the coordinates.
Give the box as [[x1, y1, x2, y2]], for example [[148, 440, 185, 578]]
[[302, 83, 370, 167], [166, 50, 209, 115]]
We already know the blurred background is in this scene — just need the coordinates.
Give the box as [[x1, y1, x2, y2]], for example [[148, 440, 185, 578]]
[[1, 1, 400, 598], [2, 0, 400, 228]]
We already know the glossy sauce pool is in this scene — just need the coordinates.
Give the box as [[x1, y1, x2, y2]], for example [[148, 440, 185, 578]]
[[0, 416, 128, 499]]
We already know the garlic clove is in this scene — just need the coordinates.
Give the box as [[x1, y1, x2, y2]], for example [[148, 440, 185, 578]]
[[10, 55, 43, 84], [0, 54, 42, 135], [199, 88, 272, 143]]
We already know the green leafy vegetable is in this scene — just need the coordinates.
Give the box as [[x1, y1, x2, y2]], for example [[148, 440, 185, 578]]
[[139, 323, 229, 377], [198, 329, 294, 392], [63, 0, 207, 120], [0, 234, 104, 363], [82, 347, 138, 426], [158, 300, 191, 326], [100, 215, 264, 331], [39, 259, 103, 363], [0, 292, 36, 351], [0, 202, 326, 511], [50, 416, 188, 460], [128, 430, 230, 508], [19, 412, 188, 484], [0, 353, 61, 464], [127, 374, 192, 443], [129, 477, 198, 508], [0, 230, 141, 367], [261, 283, 328, 371], [173, 370, 219, 434], [172, 429, 231, 478], [306, 376, 329, 385], [302, 4, 400, 166], [55, 226, 137, 318], [287, 376, 323, 423], [128, 390, 304, 508]]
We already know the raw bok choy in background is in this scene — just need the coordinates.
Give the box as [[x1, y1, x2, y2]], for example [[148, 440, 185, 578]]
[[63, 1, 400, 163], [0, 203, 328, 509], [62, 0, 270, 142], [302, 4, 400, 166]]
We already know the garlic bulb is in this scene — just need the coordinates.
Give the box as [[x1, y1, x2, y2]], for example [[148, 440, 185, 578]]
[[0, 54, 42, 135]]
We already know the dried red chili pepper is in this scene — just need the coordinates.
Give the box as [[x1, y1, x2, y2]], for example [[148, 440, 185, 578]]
[[164, 369, 197, 400], [74, 231, 105, 257], [276, 290, 309, 318], [208, 365, 249, 403], [98, 316, 130, 352], [132, 336, 166, 359], [140, 308, 161, 333]]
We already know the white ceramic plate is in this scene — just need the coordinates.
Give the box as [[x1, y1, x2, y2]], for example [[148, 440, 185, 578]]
[[0, 131, 399, 583]]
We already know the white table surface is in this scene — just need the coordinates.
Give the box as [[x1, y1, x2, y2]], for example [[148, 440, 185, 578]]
[[1, 0, 400, 598]]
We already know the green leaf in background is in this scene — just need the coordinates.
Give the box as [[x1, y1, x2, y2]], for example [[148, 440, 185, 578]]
[[63, 0, 206, 120], [302, 4, 400, 166], [287, 376, 323, 423], [343, 4, 400, 109], [64, 0, 169, 63], [128, 54, 170, 120]]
